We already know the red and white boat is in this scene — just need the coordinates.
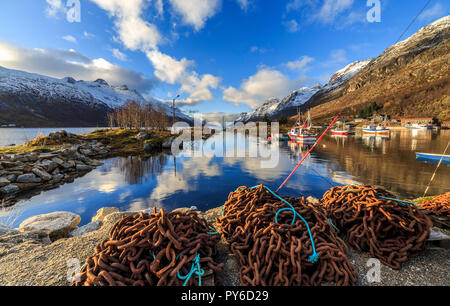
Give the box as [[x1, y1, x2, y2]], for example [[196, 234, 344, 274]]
[[331, 129, 350, 136], [288, 110, 317, 142], [331, 121, 354, 136]]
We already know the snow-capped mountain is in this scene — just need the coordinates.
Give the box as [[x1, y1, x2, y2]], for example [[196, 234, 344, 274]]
[[236, 85, 321, 122], [304, 15, 450, 122], [0, 66, 192, 127], [236, 59, 370, 122]]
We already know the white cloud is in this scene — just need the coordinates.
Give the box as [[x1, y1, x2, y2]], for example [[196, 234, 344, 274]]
[[0, 40, 157, 92], [83, 31, 95, 39], [223, 68, 299, 109], [286, 0, 358, 25], [90, 0, 162, 51], [419, 3, 446, 21], [62, 35, 77, 44], [236, 0, 253, 11], [325, 49, 347, 65], [168, 0, 221, 31], [146, 50, 193, 84], [90, 0, 221, 104], [250, 46, 267, 54], [283, 19, 299, 32], [45, 0, 65, 17], [155, 0, 164, 16], [112, 48, 127, 61], [146, 50, 220, 105], [284, 56, 314, 72], [316, 0, 354, 24]]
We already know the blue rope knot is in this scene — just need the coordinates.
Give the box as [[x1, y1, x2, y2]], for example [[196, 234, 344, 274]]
[[250, 185, 320, 264], [177, 254, 205, 286]]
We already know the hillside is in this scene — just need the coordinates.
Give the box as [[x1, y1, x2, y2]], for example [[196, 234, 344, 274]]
[[304, 16, 450, 123]]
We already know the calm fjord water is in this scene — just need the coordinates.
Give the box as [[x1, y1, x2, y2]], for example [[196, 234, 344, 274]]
[[1, 129, 449, 227]]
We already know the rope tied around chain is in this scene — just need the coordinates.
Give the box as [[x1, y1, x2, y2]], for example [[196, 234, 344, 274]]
[[177, 254, 205, 286], [250, 185, 320, 263]]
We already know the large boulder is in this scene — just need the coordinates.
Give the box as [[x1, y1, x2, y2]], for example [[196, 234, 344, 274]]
[[19, 212, 81, 240], [92, 207, 119, 222], [16, 173, 41, 183]]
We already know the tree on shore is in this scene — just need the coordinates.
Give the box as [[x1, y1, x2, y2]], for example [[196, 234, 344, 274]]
[[107, 100, 169, 131]]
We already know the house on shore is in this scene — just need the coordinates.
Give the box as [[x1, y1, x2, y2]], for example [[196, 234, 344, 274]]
[[399, 117, 435, 126]]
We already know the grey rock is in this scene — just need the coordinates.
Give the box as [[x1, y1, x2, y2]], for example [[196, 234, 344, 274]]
[[76, 164, 93, 172], [6, 174, 17, 183], [17, 173, 41, 183], [79, 149, 93, 156], [61, 160, 76, 169], [0, 184, 20, 195], [19, 211, 81, 240], [52, 174, 64, 182], [0, 177, 10, 187], [68, 220, 102, 237], [40, 160, 58, 172], [51, 157, 65, 166], [32, 168, 52, 181]]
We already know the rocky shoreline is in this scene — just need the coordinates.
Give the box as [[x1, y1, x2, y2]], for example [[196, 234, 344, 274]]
[[0, 129, 180, 207], [0, 205, 448, 286], [0, 131, 109, 207]]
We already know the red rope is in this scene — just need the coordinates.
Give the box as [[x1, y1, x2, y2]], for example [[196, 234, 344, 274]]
[[277, 112, 342, 192]]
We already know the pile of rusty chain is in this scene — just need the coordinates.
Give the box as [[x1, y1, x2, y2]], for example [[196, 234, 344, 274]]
[[73, 209, 223, 286], [418, 192, 450, 218], [321, 185, 432, 270], [217, 185, 356, 286]]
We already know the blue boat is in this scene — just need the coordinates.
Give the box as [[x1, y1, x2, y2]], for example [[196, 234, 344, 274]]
[[416, 152, 450, 165]]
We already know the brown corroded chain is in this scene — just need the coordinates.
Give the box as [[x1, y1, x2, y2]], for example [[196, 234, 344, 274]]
[[217, 185, 356, 286], [418, 192, 450, 218], [321, 185, 432, 270], [73, 209, 223, 286]]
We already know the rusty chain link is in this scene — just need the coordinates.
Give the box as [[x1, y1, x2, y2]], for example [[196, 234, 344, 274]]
[[418, 192, 450, 219], [217, 185, 356, 286], [73, 209, 224, 286], [321, 185, 432, 270]]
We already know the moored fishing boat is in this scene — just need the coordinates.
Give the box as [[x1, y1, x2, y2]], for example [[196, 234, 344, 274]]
[[416, 152, 450, 164], [288, 110, 317, 142], [363, 124, 390, 135]]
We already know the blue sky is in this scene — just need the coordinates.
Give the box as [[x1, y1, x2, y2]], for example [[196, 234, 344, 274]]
[[0, 0, 448, 118]]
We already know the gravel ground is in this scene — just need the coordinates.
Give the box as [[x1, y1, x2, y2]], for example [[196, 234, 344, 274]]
[[0, 207, 448, 286]]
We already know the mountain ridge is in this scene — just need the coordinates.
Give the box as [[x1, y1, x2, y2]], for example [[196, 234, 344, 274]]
[[0, 66, 192, 127]]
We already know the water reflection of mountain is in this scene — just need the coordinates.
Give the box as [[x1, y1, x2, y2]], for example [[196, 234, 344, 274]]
[[315, 131, 450, 198], [106, 155, 169, 185]]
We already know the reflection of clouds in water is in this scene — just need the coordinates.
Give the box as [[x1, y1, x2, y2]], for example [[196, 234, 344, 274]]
[[127, 198, 161, 212], [149, 157, 221, 204], [328, 171, 361, 187]]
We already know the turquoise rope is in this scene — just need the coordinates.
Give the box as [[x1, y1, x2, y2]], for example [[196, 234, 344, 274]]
[[249, 185, 320, 264], [207, 226, 219, 235], [378, 195, 416, 206], [328, 218, 339, 233], [177, 254, 205, 286]]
